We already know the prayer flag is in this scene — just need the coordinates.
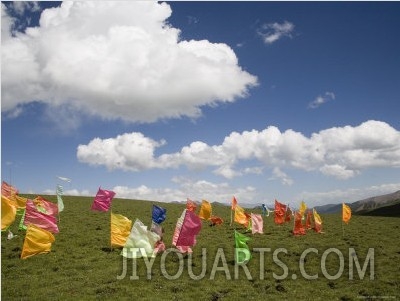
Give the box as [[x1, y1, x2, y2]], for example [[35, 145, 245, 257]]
[[186, 198, 197, 212], [198, 200, 212, 220], [21, 225, 55, 259], [24, 200, 59, 234], [274, 200, 287, 225], [251, 213, 263, 234], [176, 210, 202, 247], [342, 203, 352, 224], [313, 208, 323, 233], [111, 213, 132, 248], [293, 211, 306, 235], [91, 188, 115, 212], [234, 230, 251, 263], [56, 185, 64, 213], [152, 205, 167, 224], [1, 195, 16, 230]]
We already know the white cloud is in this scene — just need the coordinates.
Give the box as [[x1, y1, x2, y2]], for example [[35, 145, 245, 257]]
[[308, 92, 335, 109], [77, 132, 165, 171], [77, 120, 400, 180], [258, 20, 294, 44], [269, 167, 294, 186], [1, 2, 257, 123], [113, 179, 257, 203]]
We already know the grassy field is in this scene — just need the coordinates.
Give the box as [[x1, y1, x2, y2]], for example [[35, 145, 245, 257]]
[[2, 195, 399, 300]]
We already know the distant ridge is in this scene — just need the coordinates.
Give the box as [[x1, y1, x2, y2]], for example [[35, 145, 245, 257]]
[[315, 190, 400, 216]]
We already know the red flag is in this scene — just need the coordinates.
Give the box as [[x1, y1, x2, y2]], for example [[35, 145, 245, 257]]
[[91, 188, 115, 212], [186, 198, 197, 212], [293, 211, 306, 236], [274, 200, 287, 225], [1, 181, 18, 198], [176, 210, 202, 247], [285, 206, 292, 222], [210, 216, 223, 226]]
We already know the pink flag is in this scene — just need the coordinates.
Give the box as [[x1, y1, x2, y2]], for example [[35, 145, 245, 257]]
[[24, 200, 59, 234], [251, 213, 263, 234], [34, 196, 59, 217], [91, 188, 116, 212], [176, 210, 202, 247]]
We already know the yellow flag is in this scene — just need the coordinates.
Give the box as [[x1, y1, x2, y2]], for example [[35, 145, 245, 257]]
[[299, 201, 307, 216], [2, 195, 17, 230], [198, 200, 212, 220], [111, 213, 132, 248], [313, 208, 323, 233], [21, 225, 55, 259], [342, 203, 352, 224]]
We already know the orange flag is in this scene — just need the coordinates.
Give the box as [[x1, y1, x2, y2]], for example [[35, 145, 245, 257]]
[[210, 216, 223, 226], [313, 208, 323, 233], [234, 205, 249, 227], [342, 203, 352, 224], [111, 213, 132, 248], [274, 200, 287, 225], [198, 200, 212, 220], [21, 225, 55, 259]]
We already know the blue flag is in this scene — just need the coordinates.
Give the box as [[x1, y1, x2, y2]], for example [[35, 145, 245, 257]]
[[152, 205, 167, 224]]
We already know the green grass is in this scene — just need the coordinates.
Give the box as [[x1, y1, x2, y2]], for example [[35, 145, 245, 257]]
[[2, 195, 399, 300]]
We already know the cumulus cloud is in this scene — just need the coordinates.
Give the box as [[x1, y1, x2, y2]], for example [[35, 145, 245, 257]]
[[308, 92, 335, 109], [77, 120, 400, 180], [1, 2, 257, 123], [269, 167, 294, 186], [258, 20, 294, 44]]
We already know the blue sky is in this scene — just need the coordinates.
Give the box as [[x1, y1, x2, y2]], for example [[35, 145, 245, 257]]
[[2, 1, 400, 208]]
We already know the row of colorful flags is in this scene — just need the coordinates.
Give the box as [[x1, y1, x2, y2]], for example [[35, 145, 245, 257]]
[[1, 181, 352, 263]]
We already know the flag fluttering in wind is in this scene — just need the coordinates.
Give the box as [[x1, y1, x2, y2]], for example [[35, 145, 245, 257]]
[[186, 198, 197, 212], [274, 200, 287, 225], [33, 196, 59, 217], [152, 205, 167, 224], [91, 188, 115, 212], [111, 213, 132, 248], [234, 230, 251, 264], [293, 211, 306, 236], [14, 195, 27, 209], [251, 213, 263, 234], [342, 203, 352, 224], [198, 200, 212, 220], [305, 210, 313, 230], [172, 210, 192, 253], [57, 176, 71, 183], [1, 195, 16, 231], [56, 185, 64, 213], [210, 216, 223, 226], [313, 208, 323, 233], [21, 225, 55, 259], [234, 205, 249, 227], [299, 201, 307, 217], [285, 206, 292, 223], [24, 200, 59, 234], [231, 197, 238, 211], [122, 219, 160, 258], [176, 210, 202, 247], [1, 181, 18, 198]]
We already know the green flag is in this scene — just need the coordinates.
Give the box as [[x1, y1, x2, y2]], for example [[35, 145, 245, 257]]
[[234, 230, 251, 264]]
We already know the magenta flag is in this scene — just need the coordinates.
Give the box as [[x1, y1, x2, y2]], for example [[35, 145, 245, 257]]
[[24, 200, 59, 234], [251, 213, 263, 234], [91, 188, 116, 212], [176, 210, 202, 247]]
